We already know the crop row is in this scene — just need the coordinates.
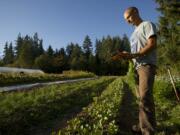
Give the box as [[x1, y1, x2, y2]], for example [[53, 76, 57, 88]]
[[56, 77, 125, 135], [0, 76, 115, 135]]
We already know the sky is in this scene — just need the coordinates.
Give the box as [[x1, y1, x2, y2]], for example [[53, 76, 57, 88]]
[[0, 0, 160, 56]]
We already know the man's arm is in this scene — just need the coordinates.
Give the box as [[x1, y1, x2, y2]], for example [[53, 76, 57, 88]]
[[120, 35, 157, 59], [138, 35, 157, 56]]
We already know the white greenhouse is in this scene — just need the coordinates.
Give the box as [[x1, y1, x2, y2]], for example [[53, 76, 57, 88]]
[[0, 67, 44, 74]]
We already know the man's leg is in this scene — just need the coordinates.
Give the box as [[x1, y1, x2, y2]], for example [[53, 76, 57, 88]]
[[137, 65, 156, 135]]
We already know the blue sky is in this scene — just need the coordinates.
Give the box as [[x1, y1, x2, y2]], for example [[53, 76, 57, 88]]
[[0, 0, 160, 56]]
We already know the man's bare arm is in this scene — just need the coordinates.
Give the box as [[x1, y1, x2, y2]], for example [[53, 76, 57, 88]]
[[138, 35, 157, 56], [119, 35, 157, 59]]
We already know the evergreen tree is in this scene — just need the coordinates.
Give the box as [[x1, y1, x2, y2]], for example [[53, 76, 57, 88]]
[[30, 33, 45, 61], [155, 0, 180, 65], [3, 42, 15, 65], [0, 59, 4, 66], [66, 43, 74, 57], [38, 39, 44, 55], [15, 33, 23, 59], [122, 34, 130, 52], [8, 42, 15, 64], [32, 33, 42, 58], [88, 53, 96, 72], [82, 35, 93, 70], [3, 42, 9, 64], [18, 40, 34, 68], [94, 39, 102, 73], [83, 35, 93, 59], [47, 45, 54, 56], [70, 44, 86, 70]]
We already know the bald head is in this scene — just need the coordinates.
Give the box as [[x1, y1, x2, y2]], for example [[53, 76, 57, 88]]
[[124, 7, 142, 26], [124, 7, 139, 15]]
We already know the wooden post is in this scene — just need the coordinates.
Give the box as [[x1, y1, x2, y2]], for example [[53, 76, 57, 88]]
[[167, 68, 180, 102]]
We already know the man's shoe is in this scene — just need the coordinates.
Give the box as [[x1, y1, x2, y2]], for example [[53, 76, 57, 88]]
[[131, 125, 142, 134]]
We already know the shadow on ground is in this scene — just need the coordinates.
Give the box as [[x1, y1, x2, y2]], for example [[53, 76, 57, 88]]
[[116, 82, 139, 135]]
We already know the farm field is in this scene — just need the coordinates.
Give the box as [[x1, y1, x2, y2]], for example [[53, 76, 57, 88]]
[[0, 70, 95, 87], [55, 75, 180, 135], [0, 76, 116, 135], [0, 71, 179, 135]]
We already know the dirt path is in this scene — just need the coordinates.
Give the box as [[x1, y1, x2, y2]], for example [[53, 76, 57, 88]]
[[0, 77, 96, 92], [117, 82, 139, 135]]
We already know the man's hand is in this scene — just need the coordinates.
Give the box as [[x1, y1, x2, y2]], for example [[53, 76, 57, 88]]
[[119, 51, 137, 59], [119, 51, 132, 59], [111, 53, 123, 61], [111, 51, 140, 61], [111, 50, 125, 61]]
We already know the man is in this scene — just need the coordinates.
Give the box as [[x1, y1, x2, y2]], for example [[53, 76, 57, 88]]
[[113, 7, 157, 135]]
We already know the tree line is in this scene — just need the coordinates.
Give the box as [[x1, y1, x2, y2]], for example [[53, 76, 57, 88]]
[[1, 0, 179, 74], [0, 33, 130, 75]]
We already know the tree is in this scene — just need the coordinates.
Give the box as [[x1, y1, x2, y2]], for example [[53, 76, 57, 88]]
[[13, 33, 44, 67], [3, 42, 15, 65], [35, 54, 52, 72], [18, 40, 34, 68], [38, 39, 44, 55], [0, 59, 4, 66], [66, 43, 74, 57], [32, 33, 44, 58], [47, 45, 54, 56], [52, 54, 67, 73], [52, 48, 68, 73], [155, 0, 180, 65], [15, 33, 23, 59], [3, 42, 8, 64], [83, 35, 93, 59], [8, 42, 14, 64], [69, 44, 86, 70], [122, 34, 130, 52]]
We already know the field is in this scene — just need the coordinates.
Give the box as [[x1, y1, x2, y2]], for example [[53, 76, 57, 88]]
[[0, 70, 179, 135], [0, 70, 95, 87]]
